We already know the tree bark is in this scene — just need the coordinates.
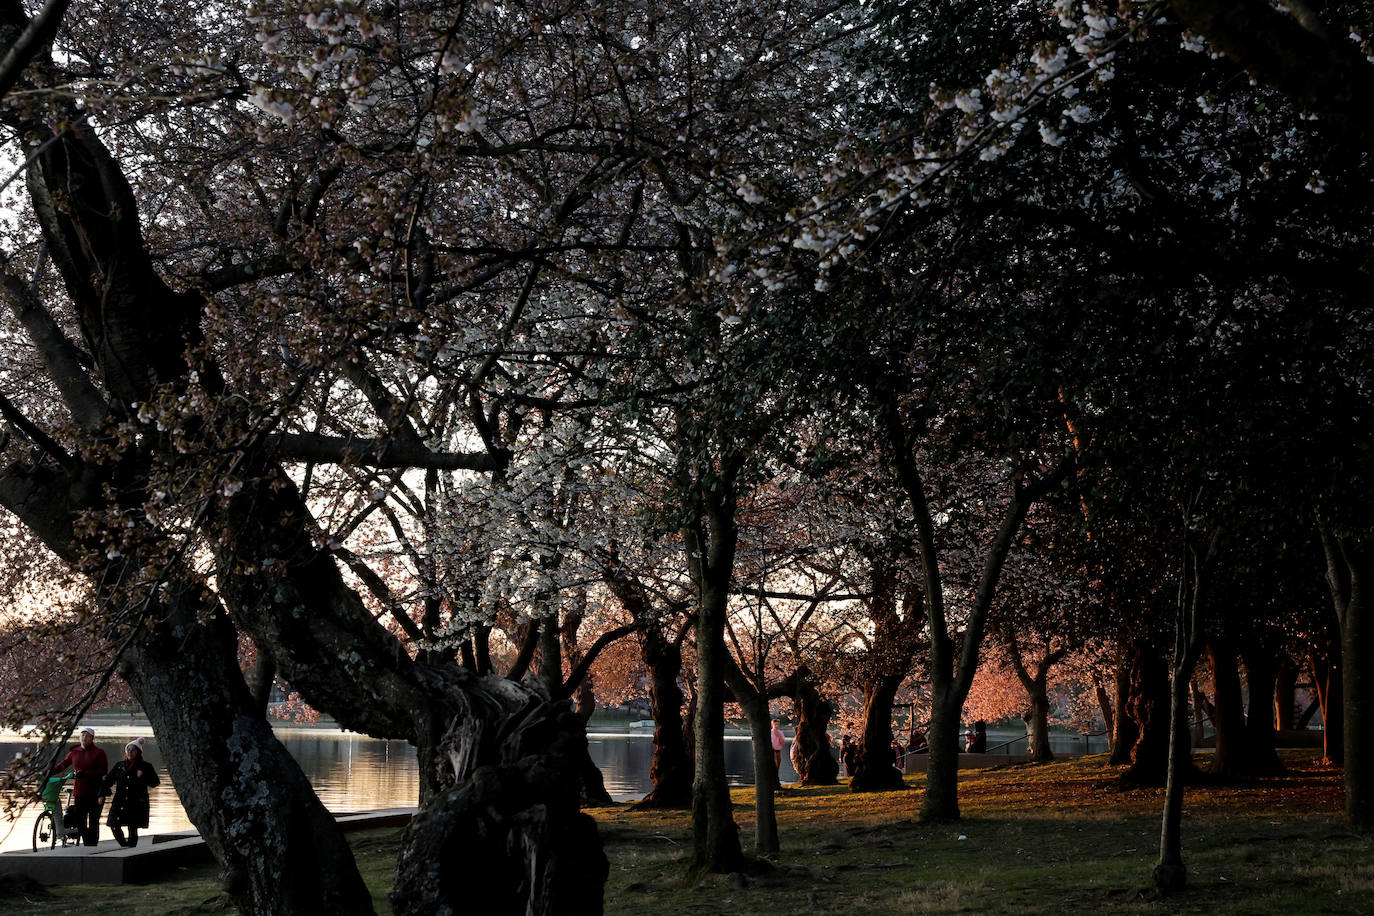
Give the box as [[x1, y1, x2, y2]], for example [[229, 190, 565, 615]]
[[848, 675, 905, 792], [1274, 654, 1298, 732], [686, 476, 747, 874], [121, 581, 374, 914], [1094, 677, 1115, 752], [640, 632, 694, 807], [1108, 654, 1139, 766], [0, 467, 376, 916], [920, 690, 962, 822], [1153, 521, 1218, 896], [1207, 639, 1248, 778], [1240, 641, 1284, 776], [1005, 636, 1065, 764], [0, 13, 610, 913], [723, 660, 779, 856], [792, 673, 839, 786], [1312, 652, 1344, 766], [1121, 645, 1171, 786], [391, 677, 608, 916], [1320, 528, 1374, 828], [1025, 688, 1054, 763], [1153, 641, 1201, 894]]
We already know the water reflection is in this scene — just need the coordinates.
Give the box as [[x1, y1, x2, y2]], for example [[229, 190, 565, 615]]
[[2, 724, 1108, 854], [0, 727, 785, 854]]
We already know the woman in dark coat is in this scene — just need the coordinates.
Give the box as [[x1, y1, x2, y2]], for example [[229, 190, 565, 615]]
[[100, 738, 160, 847]]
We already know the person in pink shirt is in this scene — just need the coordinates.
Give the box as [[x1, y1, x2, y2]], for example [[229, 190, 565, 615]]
[[770, 719, 785, 778], [51, 726, 109, 846]]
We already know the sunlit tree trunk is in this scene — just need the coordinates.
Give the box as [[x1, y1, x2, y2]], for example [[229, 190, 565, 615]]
[[1273, 655, 1298, 732], [1006, 635, 1066, 764], [1312, 651, 1343, 766], [792, 672, 839, 786], [1121, 646, 1171, 786]]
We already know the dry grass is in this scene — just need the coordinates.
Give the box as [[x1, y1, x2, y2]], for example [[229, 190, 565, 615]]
[[597, 749, 1368, 915], [7, 749, 1367, 914]]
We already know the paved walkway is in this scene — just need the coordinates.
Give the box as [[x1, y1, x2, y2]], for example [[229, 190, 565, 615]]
[[0, 808, 415, 886]]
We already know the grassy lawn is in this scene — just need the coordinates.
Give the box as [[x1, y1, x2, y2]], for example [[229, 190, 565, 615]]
[[6, 750, 1368, 914]]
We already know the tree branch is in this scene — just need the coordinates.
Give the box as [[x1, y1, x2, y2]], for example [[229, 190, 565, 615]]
[[270, 432, 502, 472], [1, 265, 108, 428], [555, 622, 637, 699], [1169, 0, 1374, 145], [0, 0, 69, 101]]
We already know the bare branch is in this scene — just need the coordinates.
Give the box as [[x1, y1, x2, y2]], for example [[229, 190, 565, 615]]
[[269, 432, 503, 472]]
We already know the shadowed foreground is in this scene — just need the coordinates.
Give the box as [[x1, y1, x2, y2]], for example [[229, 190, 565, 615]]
[[4, 750, 1367, 914]]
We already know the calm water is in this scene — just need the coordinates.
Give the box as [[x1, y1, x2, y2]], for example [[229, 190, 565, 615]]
[[2, 724, 1104, 854], [0, 726, 784, 854]]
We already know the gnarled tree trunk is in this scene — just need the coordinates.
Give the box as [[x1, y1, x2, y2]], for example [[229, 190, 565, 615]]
[[848, 675, 905, 792], [792, 672, 839, 786], [1121, 645, 1171, 786], [641, 630, 694, 807], [392, 675, 608, 915]]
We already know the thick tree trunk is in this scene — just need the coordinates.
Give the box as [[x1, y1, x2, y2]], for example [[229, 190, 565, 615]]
[[392, 676, 608, 915], [0, 19, 608, 914], [848, 675, 905, 792], [1321, 531, 1373, 828], [792, 674, 839, 786], [640, 633, 694, 808], [688, 488, 747, 874], [1121, 647, 1171, 786], [214, 472, 609, 913], [1025, 686, 1054, 763], [1341, 590, 1373, 828], [1240, 643, 1284, 776], [1095, 678, 1115, 751], [1109, 657, 1139, 766], [920, 692, 961, 822], [119, 582, 373, 915], [1207, 640, 1249, 778], [1004, 637, 1064, 764], [0, 472, 377, 916]]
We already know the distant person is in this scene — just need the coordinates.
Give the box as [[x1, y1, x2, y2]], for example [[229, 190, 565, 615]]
[[840, 735, 856, 775], [101, 737, 160, 847], [968, 720, 988, 754], [51, 726, 108, 846], [770, 719, 785, 786], [909, 728, 928, 753]]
